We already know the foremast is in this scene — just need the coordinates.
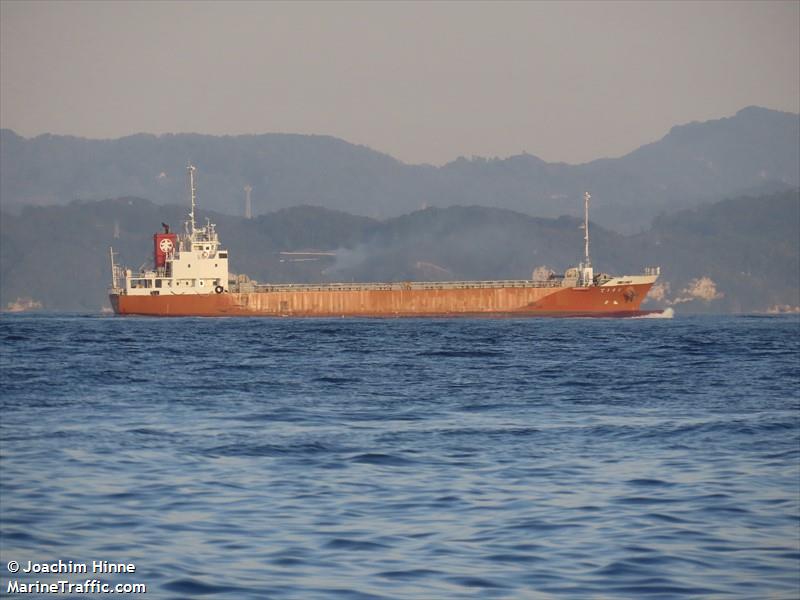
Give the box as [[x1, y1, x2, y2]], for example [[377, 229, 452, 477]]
[[187, 163, 197, 237], [579, 191, 593, 286]]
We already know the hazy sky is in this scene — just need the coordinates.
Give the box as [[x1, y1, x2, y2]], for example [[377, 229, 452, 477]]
[[1, 0, 798, 165]]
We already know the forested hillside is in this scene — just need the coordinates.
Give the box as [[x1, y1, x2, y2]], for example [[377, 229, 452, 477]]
[[2, 189, 797, 314]]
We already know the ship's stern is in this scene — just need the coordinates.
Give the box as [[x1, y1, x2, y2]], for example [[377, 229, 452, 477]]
[[108, 293, 122, 315]]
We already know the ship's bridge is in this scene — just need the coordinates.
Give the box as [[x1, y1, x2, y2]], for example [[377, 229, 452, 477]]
[[113, 164, 230, 297], [120, 226, 229, 297]]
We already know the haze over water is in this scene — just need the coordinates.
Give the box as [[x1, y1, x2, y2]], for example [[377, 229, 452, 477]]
[[1, 314, 798, 598]]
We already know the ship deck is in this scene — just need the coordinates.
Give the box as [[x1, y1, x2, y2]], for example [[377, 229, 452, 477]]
[[236, 278, 565, 293]]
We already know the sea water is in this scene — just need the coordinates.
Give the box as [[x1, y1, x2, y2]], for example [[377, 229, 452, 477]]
[[1, 314, 798, 599]]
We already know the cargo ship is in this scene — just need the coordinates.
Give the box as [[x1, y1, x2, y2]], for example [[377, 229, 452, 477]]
[[108, 164, 661, 317]]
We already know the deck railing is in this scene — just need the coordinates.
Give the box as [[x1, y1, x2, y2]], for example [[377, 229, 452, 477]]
[[238, 279, 565, 293]]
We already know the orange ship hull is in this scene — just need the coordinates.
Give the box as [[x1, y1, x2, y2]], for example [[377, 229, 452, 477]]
[[110, 281, 655, 318]]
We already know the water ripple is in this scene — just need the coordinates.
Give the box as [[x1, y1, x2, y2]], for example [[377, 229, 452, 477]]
[[1, 314, 798, 599]]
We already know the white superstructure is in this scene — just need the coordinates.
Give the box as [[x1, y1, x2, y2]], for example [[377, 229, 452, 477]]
[[110, 164, 229, 297]]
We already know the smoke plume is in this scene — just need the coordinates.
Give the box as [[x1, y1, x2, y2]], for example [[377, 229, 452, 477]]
[[671, 276, 724, 304]]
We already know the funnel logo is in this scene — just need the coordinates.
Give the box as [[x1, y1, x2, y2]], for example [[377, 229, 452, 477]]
[[159, 238, 174, 253]]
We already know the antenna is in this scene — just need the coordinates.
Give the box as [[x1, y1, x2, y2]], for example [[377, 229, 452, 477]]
[[244, 185, 253, 219], [187, 163, 197, 234], [583, 191, 591, 267]]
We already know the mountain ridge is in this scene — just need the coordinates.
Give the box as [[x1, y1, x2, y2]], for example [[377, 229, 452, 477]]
[[1, 107, 798, 232]]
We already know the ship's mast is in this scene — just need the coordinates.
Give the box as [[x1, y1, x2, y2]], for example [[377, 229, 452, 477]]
[[109, 246, 118, 288], [583, 191, 591, 267], [187, 163, 197, 236]]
